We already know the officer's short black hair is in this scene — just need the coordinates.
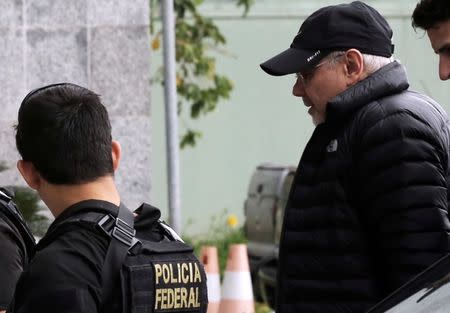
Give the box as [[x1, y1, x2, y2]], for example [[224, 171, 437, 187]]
[[412, 0, 450, 30], [15, 83, 114, 184]]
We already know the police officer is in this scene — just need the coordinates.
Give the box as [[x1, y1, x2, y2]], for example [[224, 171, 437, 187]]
[[0, 222, 19, 313], [0, 206, 25, 312], [0, 189, 34, 313], [9, 83, 207, 313]]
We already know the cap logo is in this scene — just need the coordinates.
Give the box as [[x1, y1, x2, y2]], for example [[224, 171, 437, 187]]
[[307, 50, 321, 63]]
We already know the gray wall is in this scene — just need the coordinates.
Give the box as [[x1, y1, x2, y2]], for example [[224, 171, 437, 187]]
[[0, 0, 152, 209]]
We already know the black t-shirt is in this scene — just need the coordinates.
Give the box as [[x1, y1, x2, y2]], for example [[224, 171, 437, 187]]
[[10, 200, 163, 313], [0, 218, 24, 310]]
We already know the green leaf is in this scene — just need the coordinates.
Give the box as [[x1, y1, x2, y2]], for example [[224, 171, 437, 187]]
[[236, 0, 254, 16], [152, 0, 253, 148], [180, 129, 202, 149], [12, 186, 51, 237], [191, 100, 205, 118]]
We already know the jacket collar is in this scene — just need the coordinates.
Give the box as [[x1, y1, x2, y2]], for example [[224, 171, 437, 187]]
[[326, 61, 409, 123], [47, 199, 119, 233], [44, 200, 163, 243]]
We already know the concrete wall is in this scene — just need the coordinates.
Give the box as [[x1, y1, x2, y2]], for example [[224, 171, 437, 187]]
[[0, 0, 152, 209], [150, 0, 450, 235]]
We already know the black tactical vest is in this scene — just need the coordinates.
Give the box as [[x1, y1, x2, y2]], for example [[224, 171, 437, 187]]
[[123, 239, 207, 312], [46, 202, 208, 313]]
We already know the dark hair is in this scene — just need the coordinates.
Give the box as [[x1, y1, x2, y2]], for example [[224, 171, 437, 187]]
[[412, 0, 450, 30], [15, 83, 114, 184]]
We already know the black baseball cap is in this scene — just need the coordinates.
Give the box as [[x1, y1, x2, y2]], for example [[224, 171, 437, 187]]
[[260, 1, 394, 76]]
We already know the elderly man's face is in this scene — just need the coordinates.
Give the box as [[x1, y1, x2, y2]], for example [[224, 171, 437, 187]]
[[427, 20, 450, 81], [292, 57, 348, 126]]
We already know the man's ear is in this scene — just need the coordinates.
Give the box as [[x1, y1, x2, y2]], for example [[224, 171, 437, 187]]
[[17, 160, 41, 190], [344, 49, 365, 85], [111, 140, 121, 172]]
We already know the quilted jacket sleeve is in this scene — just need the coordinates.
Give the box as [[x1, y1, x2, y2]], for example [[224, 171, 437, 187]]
[[356, 97, 450, 295]]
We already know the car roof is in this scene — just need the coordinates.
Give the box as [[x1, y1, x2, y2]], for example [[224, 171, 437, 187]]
[[367, 254, 450, 313]]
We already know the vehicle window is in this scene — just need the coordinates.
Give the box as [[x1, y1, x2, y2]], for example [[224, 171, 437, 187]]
[[366, 255, 450, 313], [384, 278, 450, 313]]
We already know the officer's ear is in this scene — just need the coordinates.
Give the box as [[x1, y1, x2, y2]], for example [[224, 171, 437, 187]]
[[111, 140, 121, 172], [17, 160, 41, 190]]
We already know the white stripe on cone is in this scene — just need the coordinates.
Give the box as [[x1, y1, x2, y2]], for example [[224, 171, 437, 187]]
[[221, 271, 253, 300], [200, 246, 221, 313], [219, 244, 254, 313], [207, 273, 221, 302]]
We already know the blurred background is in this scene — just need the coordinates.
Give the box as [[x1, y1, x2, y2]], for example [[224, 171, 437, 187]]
[[150, 0, 450, 237], [0, 0, 447, 240]]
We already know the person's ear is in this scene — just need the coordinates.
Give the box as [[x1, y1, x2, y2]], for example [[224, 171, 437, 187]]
[[343, 49, 365, 85], [111, 140, 121, 172], [17, 160, 41, 190]]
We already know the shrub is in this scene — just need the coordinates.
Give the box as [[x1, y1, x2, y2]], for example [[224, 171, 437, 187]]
[[184, 209, 247, 277], [11, 186, 51, 238]]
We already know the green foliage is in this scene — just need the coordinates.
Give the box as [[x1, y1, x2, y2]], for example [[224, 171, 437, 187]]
[[180, 129, 202, 149], [236, 0, 253, 15], [183, 209, 271, 312], [0, 161, 8, 172], [12, 186, 50, 238], [183, 209, 246, 277], [150, 0, 253, 148], [255, 302, 272, 313]]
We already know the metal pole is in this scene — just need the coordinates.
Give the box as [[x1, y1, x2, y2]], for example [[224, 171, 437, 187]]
[[161, 0, 181, 233]]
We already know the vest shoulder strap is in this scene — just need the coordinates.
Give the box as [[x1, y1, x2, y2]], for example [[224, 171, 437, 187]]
[[45, 203, 192, 311]]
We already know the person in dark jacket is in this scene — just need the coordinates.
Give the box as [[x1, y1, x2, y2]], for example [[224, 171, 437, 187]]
[[0, 189, 34, 313], [9, 83, 129, 313], [412, 0, 450, 81], [9, 83, 208, 313], [0, 220, 24, 313], [260, 2, 450, 313]]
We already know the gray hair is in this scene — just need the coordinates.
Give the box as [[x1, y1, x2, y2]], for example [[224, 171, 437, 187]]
[[323, 50, 393, 74]]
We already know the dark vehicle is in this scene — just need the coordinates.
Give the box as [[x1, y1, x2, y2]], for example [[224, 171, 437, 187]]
[[366, 253, 450, 313], [243, 163, 295, 309]]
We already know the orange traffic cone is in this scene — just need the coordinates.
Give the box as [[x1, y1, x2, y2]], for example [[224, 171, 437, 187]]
[[201, 246, 221, 313], [218, 244, 254, 313]]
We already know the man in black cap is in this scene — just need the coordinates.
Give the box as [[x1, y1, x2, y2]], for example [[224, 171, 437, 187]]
[[412, 0, 450, 81], [261, 2, 450, 312]]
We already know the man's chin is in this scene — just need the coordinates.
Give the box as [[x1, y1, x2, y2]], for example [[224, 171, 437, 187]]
[[312, 115, 325, 126]]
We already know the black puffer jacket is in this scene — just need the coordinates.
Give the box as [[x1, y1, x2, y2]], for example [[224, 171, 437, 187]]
[[276, 61, 450, 313]]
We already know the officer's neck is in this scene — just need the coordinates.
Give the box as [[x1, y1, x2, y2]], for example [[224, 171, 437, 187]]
[[38, 176, 121, 218]]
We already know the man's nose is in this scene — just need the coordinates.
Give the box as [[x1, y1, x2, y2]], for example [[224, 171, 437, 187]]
[[293, 78, 305, 97], [439, 56, 450, 81]]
